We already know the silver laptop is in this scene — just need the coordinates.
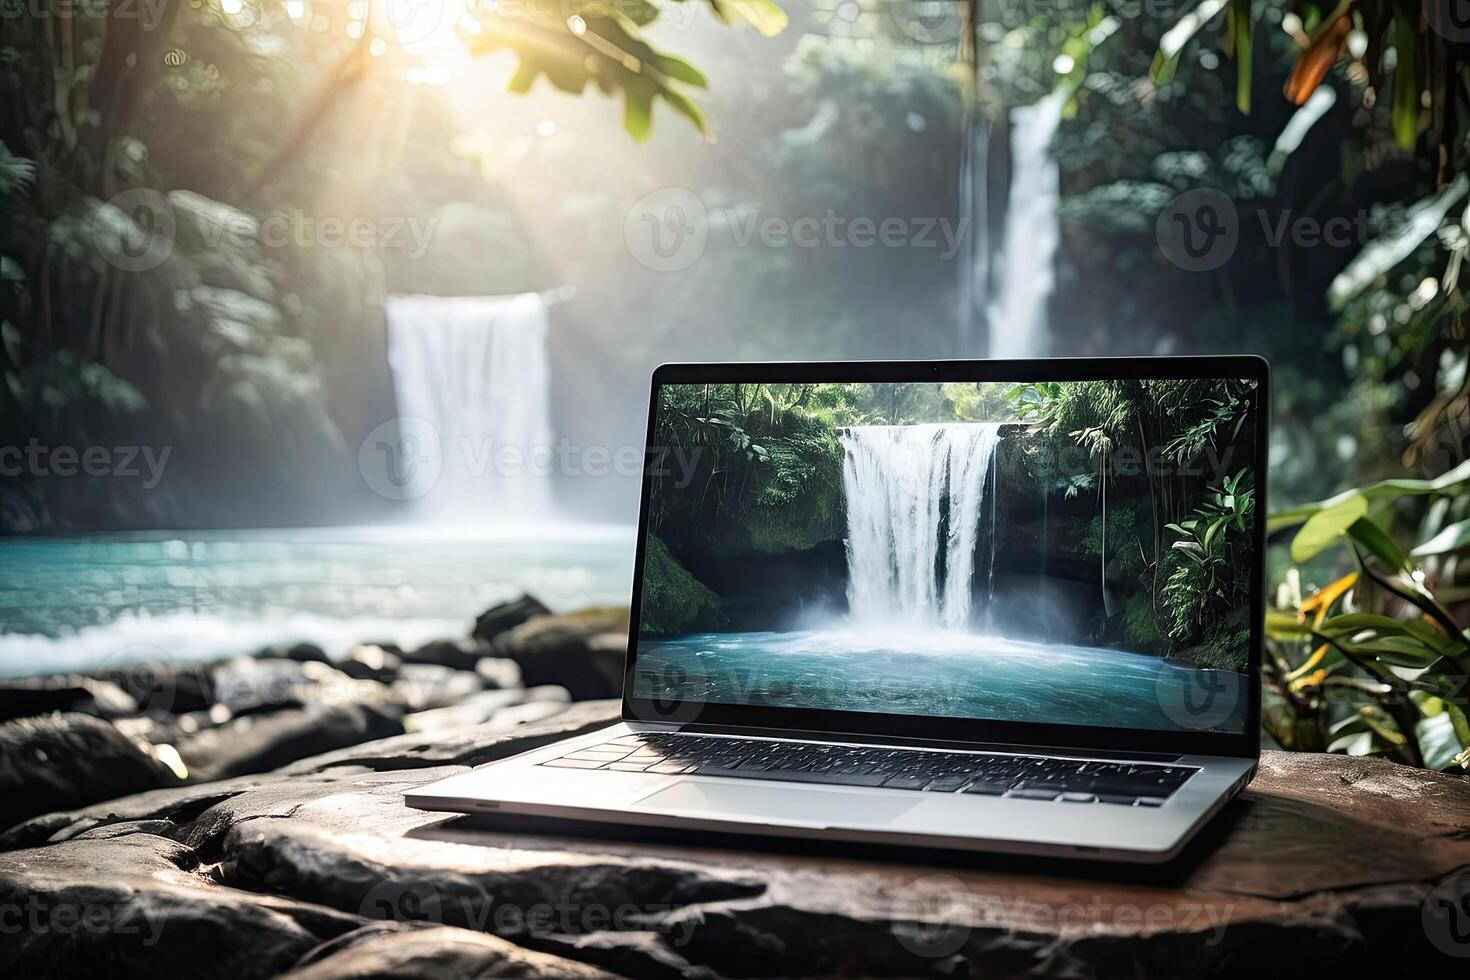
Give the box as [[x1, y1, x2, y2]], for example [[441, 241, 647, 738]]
[[408, 356, 1267, 863]]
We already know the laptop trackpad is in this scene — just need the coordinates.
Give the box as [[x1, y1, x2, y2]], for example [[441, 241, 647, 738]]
[[637, 779, 919, 828]]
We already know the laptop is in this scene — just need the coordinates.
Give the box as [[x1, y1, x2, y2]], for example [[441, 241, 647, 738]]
[[408, 356, 1267, 863]]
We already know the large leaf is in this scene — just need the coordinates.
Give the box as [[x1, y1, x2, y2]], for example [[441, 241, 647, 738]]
[[1411, 517, 1470, 557], [1268, 456, 1470, 533], [1325, 169, 1469, 311], [1347, 516, 1409, 572], [1290, 494, 1367, 562]]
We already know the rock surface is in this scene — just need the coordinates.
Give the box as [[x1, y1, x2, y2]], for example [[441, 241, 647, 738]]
[[2, 702, 1467, 978]]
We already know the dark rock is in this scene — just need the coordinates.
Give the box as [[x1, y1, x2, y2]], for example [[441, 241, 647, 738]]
[[401, 637, 493, 672], [493, 608, 628, 700], [175, 702, 405, 782], [337, 644, 403, 682], [0, 833, 362, 980], [259, 643, 332, 665], [0, 675, 139, 723], [5, 705, 1464, 977], [404, 685, 571, 733], [281, 922, 617, 978], [472, 593, 552, 643], [387, 664, 483, 713], [0, 713, 183, 832], [96, 662, 216, 715]]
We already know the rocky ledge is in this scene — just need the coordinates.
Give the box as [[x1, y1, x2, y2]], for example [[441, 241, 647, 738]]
[[2, 696, 1469, 978], [0, 596, 627, 830]]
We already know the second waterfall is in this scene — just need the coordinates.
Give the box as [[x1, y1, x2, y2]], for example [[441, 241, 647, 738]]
[[840, 423, 1002, 630]]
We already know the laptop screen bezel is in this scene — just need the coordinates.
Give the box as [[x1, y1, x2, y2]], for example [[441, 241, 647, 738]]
[[621, 356, 1267, 760]]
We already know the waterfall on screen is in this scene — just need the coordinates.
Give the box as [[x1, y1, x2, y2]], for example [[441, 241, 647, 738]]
[[385, 293, 552, 518], [840, 423, 1002, 629]]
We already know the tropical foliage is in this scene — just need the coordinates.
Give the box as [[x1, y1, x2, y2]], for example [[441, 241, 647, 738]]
[[1264, 460, 1470, 770]]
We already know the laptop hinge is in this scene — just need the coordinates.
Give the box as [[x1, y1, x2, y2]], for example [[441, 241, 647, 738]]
[[623, 719, 1185, 763]]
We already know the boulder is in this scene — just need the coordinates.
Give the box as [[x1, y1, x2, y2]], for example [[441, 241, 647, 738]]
[[400, 637, 492, 672], [95, 662, 216, 715], [3, 705, 1468, 977], [0, 675, 139, 723], [493, 608, 628, 700], [472, 594, 552, 643], [0, 713, 183, 831], [173, 702, 404, 783]]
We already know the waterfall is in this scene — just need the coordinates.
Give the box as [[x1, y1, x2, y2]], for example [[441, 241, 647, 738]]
[[987, 90, 1065, 359], [384, 293, 552, 518], [840, 424, 1002, 630]]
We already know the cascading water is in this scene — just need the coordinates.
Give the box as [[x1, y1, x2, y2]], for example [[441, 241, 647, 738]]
[[840, 424, 1002, 630], [385, 293, 552, 518], [987, 90, 1065, 358]]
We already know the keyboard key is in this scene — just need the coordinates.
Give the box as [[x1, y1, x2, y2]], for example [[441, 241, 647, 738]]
[[542, 759, 606, 769], [962, 780, 1011, 796], [1007, 788, 1061, 801], [882, 775, 932, 790], [1096, 794, 1139, 806], [607, 761, 654, 772]]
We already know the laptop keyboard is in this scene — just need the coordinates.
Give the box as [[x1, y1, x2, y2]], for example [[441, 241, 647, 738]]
[[540, 733, 1196, 806]]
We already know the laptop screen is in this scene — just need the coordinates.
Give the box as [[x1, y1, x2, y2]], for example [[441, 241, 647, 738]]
[[631, 371, 1261, 737]]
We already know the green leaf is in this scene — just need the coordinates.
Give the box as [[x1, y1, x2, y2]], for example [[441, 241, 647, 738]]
[[1411, 517, 1470, 557], [1347, 517, 1410, 572], [1229, 0, 1252, 114], [1391, 9, 1421, 151], [1291, 494, 1368, 562], [623, 84, 655, 142], [709, 0, 788, 37], [1315, 612, 1458, 656], [1268, 456, 1470, 533]]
